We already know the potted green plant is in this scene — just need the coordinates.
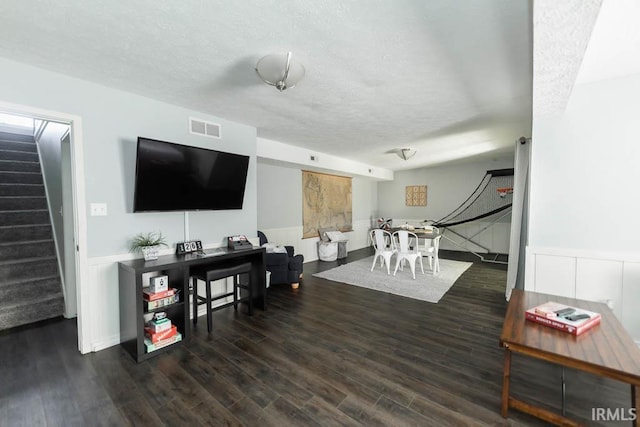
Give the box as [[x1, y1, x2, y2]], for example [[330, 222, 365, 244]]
[[129, 231, 168, 261]]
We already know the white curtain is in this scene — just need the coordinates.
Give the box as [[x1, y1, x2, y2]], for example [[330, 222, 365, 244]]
[[505, 137, 531, 300]]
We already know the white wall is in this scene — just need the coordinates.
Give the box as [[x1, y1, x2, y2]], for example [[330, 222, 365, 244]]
[[0, 57, 258, 352], [530, 75, 640, 252], [528, 73, 640, 343], [257, 160, 379, 262], [378, 155, 514, 253], [36, 122, 68, 270]]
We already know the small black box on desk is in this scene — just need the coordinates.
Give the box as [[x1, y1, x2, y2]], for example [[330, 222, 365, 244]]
[[227, 235, 253, 250]]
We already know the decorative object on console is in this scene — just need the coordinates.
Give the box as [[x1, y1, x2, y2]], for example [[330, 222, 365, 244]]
[[176, 240, 202, 255], [258, 231, 303, 289], [227, 235, 253, 250], [255, 51, 305, 92], [406, 185, 427, 206], [129, 231, 168, 261], [149, 274, 169, 293]]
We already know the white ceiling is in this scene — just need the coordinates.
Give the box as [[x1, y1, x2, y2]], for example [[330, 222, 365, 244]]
[[575, 0, 640, 84], [0, 1, 533, 171]]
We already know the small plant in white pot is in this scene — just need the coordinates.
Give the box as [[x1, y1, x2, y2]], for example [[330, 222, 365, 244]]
[[129, 231, 168, 261]]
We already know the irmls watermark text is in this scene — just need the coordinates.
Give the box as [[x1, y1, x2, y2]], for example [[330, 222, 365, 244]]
[[592, 407, 637, 422]]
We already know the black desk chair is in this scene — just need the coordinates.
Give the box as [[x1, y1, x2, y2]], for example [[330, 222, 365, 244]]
[[191, 262, 253, 332]]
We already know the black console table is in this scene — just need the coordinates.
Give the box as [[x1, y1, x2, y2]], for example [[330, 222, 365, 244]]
[[118, 246, 266, 362]]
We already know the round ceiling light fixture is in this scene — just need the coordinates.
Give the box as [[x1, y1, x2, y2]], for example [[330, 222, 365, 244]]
[[397, 148, 417, 160], [255, 52, 305, 92]]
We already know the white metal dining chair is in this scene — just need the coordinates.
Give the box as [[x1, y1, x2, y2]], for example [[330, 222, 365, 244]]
[[370, 229, 396, 275], [421, 234, 442, 275], [391, 230, 424, 279]]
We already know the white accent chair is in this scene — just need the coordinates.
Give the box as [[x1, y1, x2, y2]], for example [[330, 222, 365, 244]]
[[391, 230, 424, 279], [369, 229, 396, 275], [421, 233, 442, 275]]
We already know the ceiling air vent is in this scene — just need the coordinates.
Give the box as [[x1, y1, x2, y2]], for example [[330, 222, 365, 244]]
[[189, 117, 221, 139]]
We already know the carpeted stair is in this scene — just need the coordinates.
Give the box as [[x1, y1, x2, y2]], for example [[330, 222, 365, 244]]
[[0, 130, 64, 330]]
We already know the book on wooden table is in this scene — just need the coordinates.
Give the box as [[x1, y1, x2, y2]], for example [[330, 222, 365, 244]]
[[144, 331, 182, 353], [143, 287, 177, 301], [525, 301, 601, 336]]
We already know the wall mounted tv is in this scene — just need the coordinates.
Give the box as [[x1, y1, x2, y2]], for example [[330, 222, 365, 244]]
[[133, 137, 250, 212]]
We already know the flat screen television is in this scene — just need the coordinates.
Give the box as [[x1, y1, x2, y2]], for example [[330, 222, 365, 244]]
[[133, 137, 250, 212]]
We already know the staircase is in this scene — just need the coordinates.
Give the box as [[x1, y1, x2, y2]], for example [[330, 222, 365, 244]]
[[0, 130, 64, 330]]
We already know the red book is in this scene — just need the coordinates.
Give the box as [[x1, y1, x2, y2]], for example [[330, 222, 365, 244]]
[[144, 325, 177, 343], [143, 288, 176, 301], [525, 304, 601, 336]]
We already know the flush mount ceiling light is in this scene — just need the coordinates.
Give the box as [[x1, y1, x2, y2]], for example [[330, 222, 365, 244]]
[[397, 148, 417, 160], [255, 52, 305, 92]]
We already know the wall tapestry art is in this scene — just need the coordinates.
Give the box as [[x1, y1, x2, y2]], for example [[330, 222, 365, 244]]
[[406, 185, 427, 206], [302, 171, 352, 238]]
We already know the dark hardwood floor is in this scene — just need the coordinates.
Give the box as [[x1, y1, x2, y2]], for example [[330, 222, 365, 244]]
[[0, 248, 632, 426]]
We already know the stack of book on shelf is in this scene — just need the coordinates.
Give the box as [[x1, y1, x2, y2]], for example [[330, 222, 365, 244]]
[[144, 314, 182, 353], [143, 287, 179, 311], [525, 301, 601, 336]]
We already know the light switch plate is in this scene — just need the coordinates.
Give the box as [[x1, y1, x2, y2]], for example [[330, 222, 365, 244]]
[[90, 203, 108, 216]]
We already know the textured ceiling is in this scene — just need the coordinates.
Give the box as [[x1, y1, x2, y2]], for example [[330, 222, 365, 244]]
[[532, 0, 602, 117], [0, 1, 533, 171]]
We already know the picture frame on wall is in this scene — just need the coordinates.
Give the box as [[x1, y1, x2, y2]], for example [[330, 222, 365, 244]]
[[406, 185, 427, 206]]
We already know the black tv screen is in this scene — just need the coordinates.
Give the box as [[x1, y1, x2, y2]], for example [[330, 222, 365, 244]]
[[133, 137, 250, 212]]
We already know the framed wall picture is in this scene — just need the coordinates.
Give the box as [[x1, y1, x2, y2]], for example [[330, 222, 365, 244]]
[[406, 185, 427, 206]]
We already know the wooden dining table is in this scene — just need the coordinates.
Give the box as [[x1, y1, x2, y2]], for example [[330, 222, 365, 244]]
[[386, 227, 440, 240]]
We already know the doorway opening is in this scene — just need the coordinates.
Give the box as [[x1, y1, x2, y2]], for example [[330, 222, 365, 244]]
[[0, 104, 88, 353]]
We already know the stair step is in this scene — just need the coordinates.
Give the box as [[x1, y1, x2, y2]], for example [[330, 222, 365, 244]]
[[0, 240, 56, 261], [0, 149, 39, 162], [0, 224, 53, 243], [0, 275, 62, 306], [0, 184, 45, 197], [0, 171, 43, 184], [0, 257, 58, 282], [0, 210, 49, 226], [0, 140, 37, 153], [0, 196, 47, 210], [0, 131, 35, 143], [0, 160, 40, 173], [0, 131, 63, 332], [0, 295, 65, 331]]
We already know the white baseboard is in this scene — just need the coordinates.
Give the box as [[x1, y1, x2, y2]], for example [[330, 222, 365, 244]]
[[90, 333, 121, 352]]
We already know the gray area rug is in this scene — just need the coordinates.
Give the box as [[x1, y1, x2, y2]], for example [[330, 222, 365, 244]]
[[313, 256, 473, 303]]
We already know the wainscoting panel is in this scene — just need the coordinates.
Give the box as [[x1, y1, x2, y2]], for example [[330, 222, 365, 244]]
[[575, 258, 623, 317], [623, 262, 640, 344], [87, 260, 121, 352], [526, 246, 640, 344], [261, 219, 372, 263], [531, 254, 576, 298]]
